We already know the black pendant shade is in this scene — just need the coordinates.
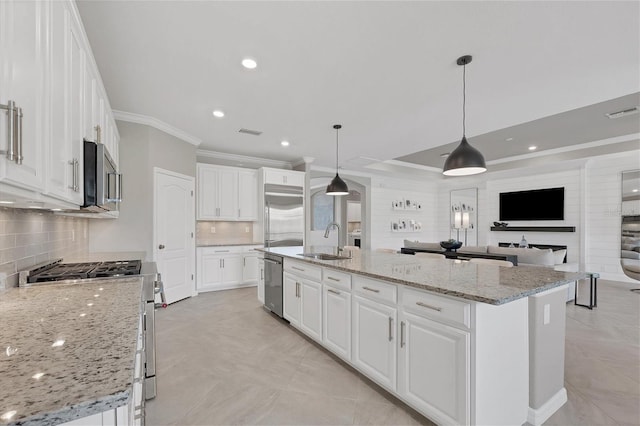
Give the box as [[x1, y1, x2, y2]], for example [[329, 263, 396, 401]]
[[326, 173, 349, 195], [326, 124, 349, 196], [442, 136, 487, 176], [442, 55, 487, 177]]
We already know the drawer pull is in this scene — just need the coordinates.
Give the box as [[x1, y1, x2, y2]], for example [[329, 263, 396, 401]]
[[327, 288, 341, 295], [416, 301, 442, 312], [215, 250, 230, 253], [292, 266, 305, 272], [362, 286, 380, 293], [327, 276, 341, 282], [388, 317, 393, 341], [400, 321, 406, 348]]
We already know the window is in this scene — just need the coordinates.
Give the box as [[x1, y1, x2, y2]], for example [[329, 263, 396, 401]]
[[311, 191, 334, 230]]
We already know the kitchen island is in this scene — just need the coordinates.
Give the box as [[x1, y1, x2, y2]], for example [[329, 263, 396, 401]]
[[0, 277, 143, 426], [260, 247, 586, 426]]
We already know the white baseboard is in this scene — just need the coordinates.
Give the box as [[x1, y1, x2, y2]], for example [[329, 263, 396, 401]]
[[527, 387, 568, 425]]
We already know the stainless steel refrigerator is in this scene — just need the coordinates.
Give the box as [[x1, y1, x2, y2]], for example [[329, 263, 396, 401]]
[[264, 184, 304, 247]]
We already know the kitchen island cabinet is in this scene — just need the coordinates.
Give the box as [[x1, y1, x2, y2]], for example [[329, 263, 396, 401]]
[[263, 247, 584, 426]]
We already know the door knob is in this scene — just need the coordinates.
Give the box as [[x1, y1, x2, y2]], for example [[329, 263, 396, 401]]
[[158, 244, 165, 250]]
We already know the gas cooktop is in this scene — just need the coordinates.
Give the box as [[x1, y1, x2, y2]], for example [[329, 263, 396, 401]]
[[22, 259, 143, 284]]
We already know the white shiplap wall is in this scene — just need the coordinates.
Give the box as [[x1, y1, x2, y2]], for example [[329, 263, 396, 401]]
[[585, 152, 640, 282], [369, 177, 438, 250], [485, 169, 583, 264]]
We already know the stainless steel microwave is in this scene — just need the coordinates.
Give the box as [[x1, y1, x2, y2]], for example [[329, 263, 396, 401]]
[[83, 140, 122, 212]]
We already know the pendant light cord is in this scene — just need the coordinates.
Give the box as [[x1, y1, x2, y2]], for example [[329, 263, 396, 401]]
[[462, 62, 466, 137], [335, 127, 339, 173]]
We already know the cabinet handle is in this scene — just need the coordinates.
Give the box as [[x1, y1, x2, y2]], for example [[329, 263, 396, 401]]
[[327, 288, 341, 295], [362, 286, 380, 293], [244, 257, 246, 267], [400, 321, 405, 348], [296, 282, 300, 298], [1, 100, 16, 161], [238, 208, 241, 217], [327, 276, 341, 282], [416, 302, 442, 312], [95, 124, 101, 144], [292, 266, 305, 272], [219, 259, 222, 268], [74, 159, 80, 191], [388, 317, 393, 341], [68, 159, 76, 190], [15, 107, 23, 165], [223, 259, 225, 268], [215, 250, 230, 253], [260, 269, 263, 280]]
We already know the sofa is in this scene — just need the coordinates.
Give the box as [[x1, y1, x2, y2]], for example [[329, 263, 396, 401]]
[[621, 236, 640, 281]]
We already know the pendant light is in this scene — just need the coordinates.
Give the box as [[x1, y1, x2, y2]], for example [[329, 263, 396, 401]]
[[326, 124, 349, 196], [443, 55, 487, 176]]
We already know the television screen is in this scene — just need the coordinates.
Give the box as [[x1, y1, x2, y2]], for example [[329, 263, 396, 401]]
[[499, 187, 564, 221]]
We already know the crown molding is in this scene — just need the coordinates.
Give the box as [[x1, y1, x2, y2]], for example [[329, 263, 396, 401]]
[[113, 110, 202, 146], [196, 149, 293, 169]]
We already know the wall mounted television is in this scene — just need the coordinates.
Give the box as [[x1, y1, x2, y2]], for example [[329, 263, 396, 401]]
[[499, 187, 564, 221]]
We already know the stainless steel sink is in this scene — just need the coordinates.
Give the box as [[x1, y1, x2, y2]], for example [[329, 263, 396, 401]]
[[299, 253, 352, 260]]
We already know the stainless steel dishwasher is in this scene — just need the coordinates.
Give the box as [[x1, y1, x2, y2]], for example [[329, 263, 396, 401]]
[[264, 253, 283, 317]]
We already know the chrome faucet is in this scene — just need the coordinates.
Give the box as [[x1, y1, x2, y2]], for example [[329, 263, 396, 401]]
[[324, 222, 349, 256], [324, 222, 340, 239]]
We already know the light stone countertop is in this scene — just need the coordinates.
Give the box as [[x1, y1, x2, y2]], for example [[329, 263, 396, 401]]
[[0, 277, 143, 426], [260, 247, 587, 305], [196, 243, 264, 248]]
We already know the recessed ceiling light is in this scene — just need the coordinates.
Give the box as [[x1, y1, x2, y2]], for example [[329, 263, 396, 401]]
[[51, 339, 65, 348], [528, 146, 537, 151], [505, 137, 514, 142], [242, 58, 257, 69], [281, 140, 290, 147], [1, 411, 17, 421], [32, 373, 45, 380], [633, 189, 639, 193], [440, 153, 450, 158], [212, 110, 225, 118]]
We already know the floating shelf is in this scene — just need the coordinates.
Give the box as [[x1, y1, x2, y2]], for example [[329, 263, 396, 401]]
[[490, 226, 576, 232]]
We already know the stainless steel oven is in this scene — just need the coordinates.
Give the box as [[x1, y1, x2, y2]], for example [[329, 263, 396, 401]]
[[83, 140, 122, 212]]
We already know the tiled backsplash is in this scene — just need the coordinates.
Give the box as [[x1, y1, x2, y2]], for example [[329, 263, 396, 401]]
[[0, 208, 89, 289], [196, 221, 256, 246]]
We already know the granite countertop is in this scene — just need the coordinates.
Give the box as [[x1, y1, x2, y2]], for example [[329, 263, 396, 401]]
[[0, 277, 143, 425], [260, 247, 587, 305], [197, 243, 264, 247]]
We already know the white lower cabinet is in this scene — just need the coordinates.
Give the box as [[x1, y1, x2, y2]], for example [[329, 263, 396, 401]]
[[352, 294, 397, 391], [322, 284, 351, 360], [196, 246, 262, 292], [257, 257, 265, 303], [283, 272, 301, 326], [283, 261, 323, 343], [398, 311, 470, 425], [299, 279, 322, 341]]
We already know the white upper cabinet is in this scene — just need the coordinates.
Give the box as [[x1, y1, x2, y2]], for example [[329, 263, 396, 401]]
[[46, 0, 85, 205], [0, 0, 118, 209], [0, 0, 47, 192], [262, 168, 305, 187], [196, 164, 257, 221], [238, 170, 258, 221]]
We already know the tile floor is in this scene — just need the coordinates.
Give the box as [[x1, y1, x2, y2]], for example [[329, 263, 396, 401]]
[[146, 280, 640, 425]]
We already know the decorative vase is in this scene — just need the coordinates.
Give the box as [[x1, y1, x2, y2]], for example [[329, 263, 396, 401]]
[[519, 235, 528, 248]]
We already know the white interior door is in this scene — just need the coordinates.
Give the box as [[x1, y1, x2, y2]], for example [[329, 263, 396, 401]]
[[154, 168, 195, 304]]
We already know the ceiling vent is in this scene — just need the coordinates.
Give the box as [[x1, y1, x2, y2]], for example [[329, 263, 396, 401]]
[[605, 106, 639, 119], [238, 128, 263, 136]]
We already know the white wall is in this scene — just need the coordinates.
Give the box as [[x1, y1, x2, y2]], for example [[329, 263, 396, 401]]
[[485, 169, 583, 264], [584, 152, 640, 282], [369, 176, 438, 250], [89, 121, 197, 257]]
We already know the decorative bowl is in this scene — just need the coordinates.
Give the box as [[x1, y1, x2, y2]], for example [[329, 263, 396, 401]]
[[440, 240, 463, 251]]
